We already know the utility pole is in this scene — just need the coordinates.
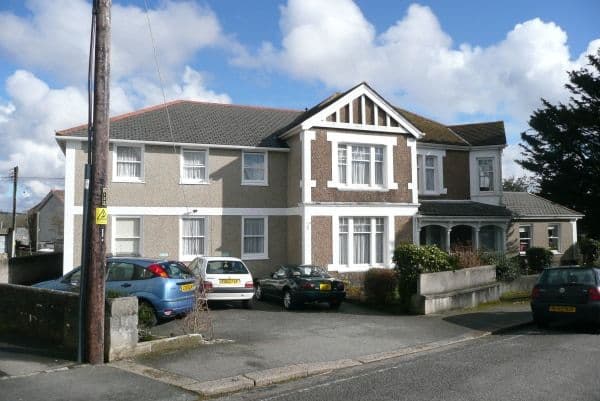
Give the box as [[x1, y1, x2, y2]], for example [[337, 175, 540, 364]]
[[83, 0, 111, 364], [11, 166, 18, 258]]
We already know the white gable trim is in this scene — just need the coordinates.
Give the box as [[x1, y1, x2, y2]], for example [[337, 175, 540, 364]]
[[297, 83, 423, 139]]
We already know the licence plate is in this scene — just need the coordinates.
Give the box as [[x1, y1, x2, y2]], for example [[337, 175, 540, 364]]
[[219, 279, 240, 285], [180, 283, 195, 292], [549, 305, 576, 313], [319, 283, 331, 291]]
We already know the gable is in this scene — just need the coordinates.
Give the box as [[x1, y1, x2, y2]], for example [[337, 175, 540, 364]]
[[293, 83, 423, 139]]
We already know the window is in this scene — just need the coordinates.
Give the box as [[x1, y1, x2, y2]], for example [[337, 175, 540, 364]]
[[114, 145, 143, 182], [338, 217, 386, 267], [337, 144, 385, 187], [114, 217, 141, 256], [478, 158, 494, 191], [242, 217, 267, 259], [181, 149, 208, 184], [416, 150, 445, 195], [242, 151, 268, 185], [519, 225, 531, 253], [181, 218, 206, 259], [425, 156, 436, 192], [548, 224, 560, 252]]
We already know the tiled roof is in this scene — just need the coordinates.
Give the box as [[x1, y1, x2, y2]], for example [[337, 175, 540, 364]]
[[503, 192, 583, 218], [57, 100, 303, 149], [395, 108, 469, 146], [448, 121, 506, 146], [419, 200, 512, 217]]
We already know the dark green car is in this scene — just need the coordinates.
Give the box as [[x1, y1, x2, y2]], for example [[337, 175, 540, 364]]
[[255, 265, 346, 310]]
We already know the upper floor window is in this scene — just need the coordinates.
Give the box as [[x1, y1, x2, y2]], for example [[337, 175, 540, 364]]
[[114, 144, 144, 182], [181, 149, 208, 184], [548, 224, 560, 252], [337, 144, 385, 187], [242, 151, 268, 186], [478, 158, 494, 191], [416, 149, 446, 195]]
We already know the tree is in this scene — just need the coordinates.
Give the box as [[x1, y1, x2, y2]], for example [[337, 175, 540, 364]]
[[519, 51, 600, 238], [502, 175, 535, 192]]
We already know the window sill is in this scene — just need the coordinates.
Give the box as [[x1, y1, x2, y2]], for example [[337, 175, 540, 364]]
[[241, 181, 268, 187], [180, 180, 209, 185], [113, 178, 145, 184], [242, 254, 269, 261], [327, 182, 395, 192]]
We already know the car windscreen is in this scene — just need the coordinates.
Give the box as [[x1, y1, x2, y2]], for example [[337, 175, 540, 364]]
[[161, 262, 194, 279], [206, 261, 249, 275], [291, 266, 330, 278], [539, 269, 597, 286]]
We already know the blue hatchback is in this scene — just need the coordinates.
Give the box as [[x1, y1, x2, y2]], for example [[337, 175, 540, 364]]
[[33, 257, 197, 325]]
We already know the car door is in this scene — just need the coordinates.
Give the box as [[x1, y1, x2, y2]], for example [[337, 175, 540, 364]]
[[105, 261, 136, 296], [261, 266, 285, 298], [271, 266, 289, 298]]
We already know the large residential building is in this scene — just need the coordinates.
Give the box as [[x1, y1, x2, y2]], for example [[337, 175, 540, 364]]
[[56, 83, 582, 276]]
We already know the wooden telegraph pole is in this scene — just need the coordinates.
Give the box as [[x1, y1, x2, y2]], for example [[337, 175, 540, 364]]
[[84, 0, 111, 364], [11, 166, 18, 258]]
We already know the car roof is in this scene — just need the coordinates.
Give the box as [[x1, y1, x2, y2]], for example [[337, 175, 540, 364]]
[[107, 256, 171, 266], [199, 256, 244, 262]]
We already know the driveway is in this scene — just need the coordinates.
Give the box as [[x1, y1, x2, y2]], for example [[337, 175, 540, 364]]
[[138, 300, 529, 383]]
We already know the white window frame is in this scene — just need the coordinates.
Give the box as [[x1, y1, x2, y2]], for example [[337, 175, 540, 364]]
[[241, 151, 268, 186], [180, 148, 209, 184], [241, 216, 268, 260], [519, 225, 532, 255], [548, 223, 560, 253], [327, 132, 398, 191], [477, 157, 495, 192], [112, 216, 143, 257], [112, 144, 145, 183], [179, 216, 207, 261], [337, 216, 386, 269], [416, 148, 446, 195]]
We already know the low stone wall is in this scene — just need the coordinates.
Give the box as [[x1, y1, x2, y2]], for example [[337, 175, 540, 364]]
[[0, 284, 78, 358], [105, 297, 138, 362], [411, 265, 499, 315], [9, 252, 63, 285], [498, 274, 539, 295]]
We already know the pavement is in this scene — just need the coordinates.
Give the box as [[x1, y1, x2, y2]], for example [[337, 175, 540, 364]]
[[0, 300, 532, 401]]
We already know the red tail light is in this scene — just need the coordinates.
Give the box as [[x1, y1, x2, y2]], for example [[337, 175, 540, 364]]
[[244, 281, 254, 288], [203, 281, 213, 292], [531, 287, 541, 299], [301, 282, 315, 289], [588, 287, 600, 301], [147, 263, 168, 278]]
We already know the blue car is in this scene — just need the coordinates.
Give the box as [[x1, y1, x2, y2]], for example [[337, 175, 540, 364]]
[[33, 257, 197, 325]]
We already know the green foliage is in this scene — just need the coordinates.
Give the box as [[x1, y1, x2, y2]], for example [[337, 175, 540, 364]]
[[579, 237, 600, 266], [106, 290, 126, 299], [519, 51, 600, 238], [525, 247, 553, 272], [393, 244, 453, 305], [363, 268, 398, 305], [502, 175, 536, 192], [481, 252, 521, 282]]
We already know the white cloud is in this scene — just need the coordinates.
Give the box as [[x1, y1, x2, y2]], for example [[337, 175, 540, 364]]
[[238, 1, 600, 123], [502, 144, 531, 179]]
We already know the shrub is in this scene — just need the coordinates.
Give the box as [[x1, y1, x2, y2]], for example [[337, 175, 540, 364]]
[[525, 247, 553, 272], [495, 255, 521, 282], [393, 243, 452, 305], [363, 268, 398, 305], [579, 237, 600, 266], [451, 245, 482, 269]]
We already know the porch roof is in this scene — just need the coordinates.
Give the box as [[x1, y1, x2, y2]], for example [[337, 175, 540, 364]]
[[419, 200, 512, 217]]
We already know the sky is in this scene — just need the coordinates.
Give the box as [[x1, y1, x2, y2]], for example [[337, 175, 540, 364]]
[[0, 0, 598, 212]]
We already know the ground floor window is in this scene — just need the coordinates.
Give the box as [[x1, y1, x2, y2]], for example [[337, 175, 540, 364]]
[[242, 217, 268, 259], [114, 217, 141, 256], [547, 224, 560, 252], [181, 217, 206, 259], [519, 225, 531, 253], [338, 217, 386, 266]]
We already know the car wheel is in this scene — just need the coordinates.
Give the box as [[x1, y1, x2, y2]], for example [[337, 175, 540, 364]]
[[283, 290, 295, 310], [329, 300, 342, 310], [138, 301, 158, 328], [242, 299, 253, 309], [254, 284, 263, 300]]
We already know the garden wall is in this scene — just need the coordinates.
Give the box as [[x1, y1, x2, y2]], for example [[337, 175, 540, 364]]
[[8, 252, 63, 285]]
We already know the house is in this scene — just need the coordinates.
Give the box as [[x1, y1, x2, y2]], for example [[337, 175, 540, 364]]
[[503, 191, 583, 262], [55, 82, 582, 276], [28, 189, 65, 252], [0, 212, 29, 254]]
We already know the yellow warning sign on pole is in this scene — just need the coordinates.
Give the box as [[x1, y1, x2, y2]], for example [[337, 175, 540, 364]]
[[95, 208, 108, 225]]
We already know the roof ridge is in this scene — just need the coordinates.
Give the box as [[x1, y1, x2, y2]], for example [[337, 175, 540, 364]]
[[448, 120, 504, 128]]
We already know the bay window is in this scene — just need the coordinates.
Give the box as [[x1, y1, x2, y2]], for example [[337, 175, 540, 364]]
[[338, 217, 386, 266], [336, 144, 385, 188]]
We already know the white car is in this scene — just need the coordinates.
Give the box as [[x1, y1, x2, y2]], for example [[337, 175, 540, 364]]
[[188, 256, 254, 308]]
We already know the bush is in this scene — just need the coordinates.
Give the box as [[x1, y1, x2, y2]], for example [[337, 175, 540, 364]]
[[451, 245, 482, 269], [393, 244, 452, 305], [496, 255, 521, 282], [579, 237, 600, 266], [363, 268, 398, 305], [525, 247, 553, 272]]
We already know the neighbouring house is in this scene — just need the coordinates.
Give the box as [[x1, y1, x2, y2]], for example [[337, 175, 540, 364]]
[[28, 189, 65, 252], [0, 212, 29, 254], [55, 82, 583, 277], [502, 191, 584, 263]]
